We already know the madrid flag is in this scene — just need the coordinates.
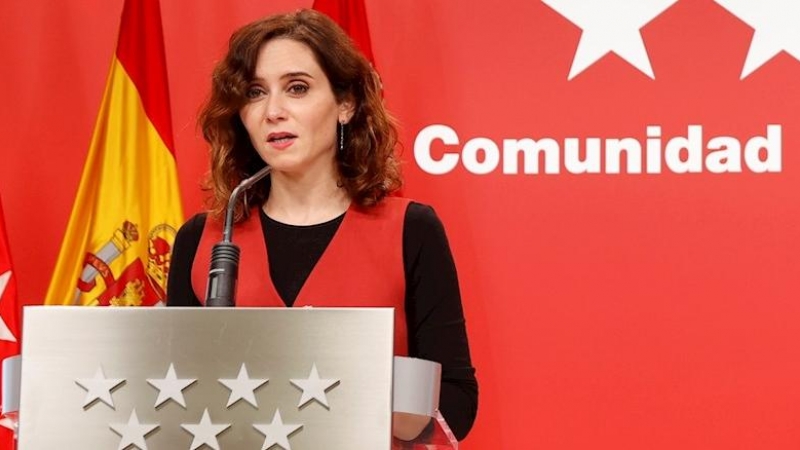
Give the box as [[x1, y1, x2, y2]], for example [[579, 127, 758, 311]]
[[44, 0, 183, 306], [0, 199, 20, 449]]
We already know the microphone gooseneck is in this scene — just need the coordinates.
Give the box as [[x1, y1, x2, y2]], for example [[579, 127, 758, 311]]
[[205, 165, 272, 307]]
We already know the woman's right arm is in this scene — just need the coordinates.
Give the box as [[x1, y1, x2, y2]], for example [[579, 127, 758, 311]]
[[166, 213, 207, 307]]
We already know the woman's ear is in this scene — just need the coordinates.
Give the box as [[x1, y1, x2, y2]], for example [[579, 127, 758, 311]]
[[338, 98, 355, 124]]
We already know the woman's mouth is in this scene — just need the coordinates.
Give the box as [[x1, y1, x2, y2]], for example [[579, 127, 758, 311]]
[[267, 132, 297, 149]]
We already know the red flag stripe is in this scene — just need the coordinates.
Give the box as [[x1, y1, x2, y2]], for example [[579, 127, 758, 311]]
[[312, 0, 375, 65], [115, 0, 175, 153]]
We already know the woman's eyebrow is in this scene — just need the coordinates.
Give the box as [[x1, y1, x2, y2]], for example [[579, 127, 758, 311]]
[[281, 71, 314, 80]]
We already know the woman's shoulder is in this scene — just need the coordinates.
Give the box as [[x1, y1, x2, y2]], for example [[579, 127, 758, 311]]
[[175, 212, 209, 243], [376, 197, 439, 223], [181, 212, 209, 231], [401, 200, 450, 253], [404, 201, 444, 232]]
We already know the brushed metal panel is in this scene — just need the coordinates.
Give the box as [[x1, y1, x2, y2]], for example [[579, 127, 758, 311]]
[[18, 306, 394, 449]]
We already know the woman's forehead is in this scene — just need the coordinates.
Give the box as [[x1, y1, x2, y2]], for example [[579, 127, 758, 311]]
[[252, 38, 324, 80]]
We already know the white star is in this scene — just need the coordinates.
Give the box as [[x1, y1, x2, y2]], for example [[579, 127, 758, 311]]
[[715, 0, 800, 78], [109, 409, 159, 450], [290, 364, 340, 409], [218, 363, 268, 408], [180, 408, 230, 450], [542, 0, 678, 79], [147, 363, 196, 408], [253, 409, 303, 450], [75, 367, 125, 409], [0, 271, 17, 342]]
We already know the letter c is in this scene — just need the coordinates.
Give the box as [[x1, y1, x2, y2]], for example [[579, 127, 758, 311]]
[[414, 124, 460, 175]]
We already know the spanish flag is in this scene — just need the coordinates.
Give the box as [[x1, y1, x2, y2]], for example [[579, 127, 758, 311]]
[[44, 0, 183, 306]]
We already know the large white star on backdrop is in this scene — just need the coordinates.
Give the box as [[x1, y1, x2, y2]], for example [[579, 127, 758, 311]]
[[0, 271, 17, 342], [253, 410, 303, 450], [290, 364, 340, 409], [715, 0, 800, 78], [147, 363, 197, 408], [75, 367, 125, 409], [181, 408, 231, 450], [542, 0, 678, 79], [109, 409, 159, 450], [218, 363, 269, 408]]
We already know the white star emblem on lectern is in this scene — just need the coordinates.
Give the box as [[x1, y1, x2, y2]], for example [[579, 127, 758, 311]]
[[109, 409, 159, 450], [0, 271, 18, 342], [542, 0, 678, 79], [181, 408, 231, 450], [75, 366, 125, 408], [715, 0, 800, 78], [290, 363, 340, 409], [147, 363, 196, 408], [218, 363, 268, 407], [253, 409, 303, 450]]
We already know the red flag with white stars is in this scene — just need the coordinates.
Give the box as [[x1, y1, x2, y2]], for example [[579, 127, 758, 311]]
[[0, 199, 20, 449]]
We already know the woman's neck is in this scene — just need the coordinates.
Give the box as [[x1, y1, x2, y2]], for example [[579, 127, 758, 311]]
[[264, 171, 350, 225]]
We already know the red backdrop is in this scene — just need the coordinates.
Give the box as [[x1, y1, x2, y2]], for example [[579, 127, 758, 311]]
[[1, 1, 799, 448]]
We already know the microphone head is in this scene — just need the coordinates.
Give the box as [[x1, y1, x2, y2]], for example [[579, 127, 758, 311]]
[[205, 242, 240, 307]]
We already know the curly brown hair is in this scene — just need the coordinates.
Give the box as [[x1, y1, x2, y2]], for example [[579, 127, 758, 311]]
[[198, 9, 402, 222]]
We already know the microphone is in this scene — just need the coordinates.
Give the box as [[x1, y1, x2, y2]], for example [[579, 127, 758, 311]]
[[204, 165, 271, 307]]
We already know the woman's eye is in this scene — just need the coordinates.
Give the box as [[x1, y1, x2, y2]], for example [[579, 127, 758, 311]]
[[288, 84, 309, 95], [246, 87, 265, 99]]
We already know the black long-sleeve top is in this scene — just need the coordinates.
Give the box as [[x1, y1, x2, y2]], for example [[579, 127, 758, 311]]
[[167, 202, 477, 440]]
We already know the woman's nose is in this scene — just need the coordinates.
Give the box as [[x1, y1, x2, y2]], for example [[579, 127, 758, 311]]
[[265, 95, 287, 122]]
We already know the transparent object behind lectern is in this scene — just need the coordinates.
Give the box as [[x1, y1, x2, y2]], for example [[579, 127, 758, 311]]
[[391, 410, 459, 449]]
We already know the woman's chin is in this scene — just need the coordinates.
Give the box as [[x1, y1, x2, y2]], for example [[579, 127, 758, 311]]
[[264, 156, 338, 180]]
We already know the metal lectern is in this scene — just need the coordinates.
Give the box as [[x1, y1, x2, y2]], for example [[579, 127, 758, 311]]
[[18, 306, 395, 449]]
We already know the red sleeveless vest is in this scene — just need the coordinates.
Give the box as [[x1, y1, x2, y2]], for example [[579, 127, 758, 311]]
[[191, 197, 411, 356]]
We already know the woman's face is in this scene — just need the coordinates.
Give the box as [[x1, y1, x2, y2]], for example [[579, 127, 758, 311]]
[[239, 38, 352, 179]]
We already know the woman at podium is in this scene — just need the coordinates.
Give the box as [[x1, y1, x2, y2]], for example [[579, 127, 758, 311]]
[[167, 9, 477, 442]]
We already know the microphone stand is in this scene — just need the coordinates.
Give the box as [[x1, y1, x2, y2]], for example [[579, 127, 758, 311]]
[[204, 166, 271, 307]]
